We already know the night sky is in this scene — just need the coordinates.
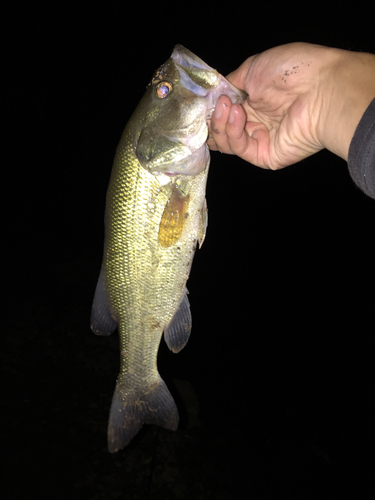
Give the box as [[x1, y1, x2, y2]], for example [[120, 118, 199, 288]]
[[3, 3, 375, 499]]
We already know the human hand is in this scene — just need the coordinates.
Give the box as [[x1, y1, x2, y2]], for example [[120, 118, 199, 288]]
[[208, 42, 375, 169]]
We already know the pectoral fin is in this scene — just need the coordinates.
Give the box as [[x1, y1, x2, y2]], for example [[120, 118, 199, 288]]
[[90, 265, 117, 336], [197, 198, 208, 248], [158, 187, 190, 248], [164, 289, 192, 353]]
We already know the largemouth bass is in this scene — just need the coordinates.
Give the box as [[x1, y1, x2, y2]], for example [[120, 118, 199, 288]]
[[91, 45, 247, 453]]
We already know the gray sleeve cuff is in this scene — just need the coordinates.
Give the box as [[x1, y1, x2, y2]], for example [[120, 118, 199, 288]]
[[348, 97, 375, 199]]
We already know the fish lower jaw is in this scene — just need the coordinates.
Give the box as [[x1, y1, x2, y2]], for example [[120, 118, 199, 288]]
[[148, 144, 209, 177]]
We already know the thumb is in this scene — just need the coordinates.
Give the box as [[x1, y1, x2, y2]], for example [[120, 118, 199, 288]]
[[225, 54, 258, 91]]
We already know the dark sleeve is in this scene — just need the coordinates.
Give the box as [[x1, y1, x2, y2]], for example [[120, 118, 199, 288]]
[[348, 97, 375, 199]]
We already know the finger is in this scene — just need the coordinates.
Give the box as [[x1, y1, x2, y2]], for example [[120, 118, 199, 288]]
[[206, 132, 218, 151], [226, 108, 273, 169], [248, 126, 272, 168], [208, 95, 233, 153], [225, 104, 248, 155], [212, 94, 232, 126], [244, 121, 276, 169]]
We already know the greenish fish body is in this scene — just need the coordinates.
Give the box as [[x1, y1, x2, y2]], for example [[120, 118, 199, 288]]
[[91, 45, 247, 452]]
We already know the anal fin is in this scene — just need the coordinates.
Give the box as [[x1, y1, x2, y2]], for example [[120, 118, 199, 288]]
[[197, 197, 208, 249]]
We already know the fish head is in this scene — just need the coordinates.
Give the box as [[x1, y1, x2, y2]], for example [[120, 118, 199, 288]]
[[134, 45, 247, 176]]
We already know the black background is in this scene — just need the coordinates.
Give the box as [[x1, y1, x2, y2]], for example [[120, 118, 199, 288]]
[[3, 2, 375, 499]]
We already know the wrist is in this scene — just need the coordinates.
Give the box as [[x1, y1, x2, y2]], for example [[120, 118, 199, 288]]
[[317, 48, 375, 161]]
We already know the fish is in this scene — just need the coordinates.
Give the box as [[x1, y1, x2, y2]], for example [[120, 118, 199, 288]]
[[90, 45, 247, 453]]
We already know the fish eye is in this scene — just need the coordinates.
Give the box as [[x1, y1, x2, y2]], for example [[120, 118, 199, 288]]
[[155, 81, 172, 99]]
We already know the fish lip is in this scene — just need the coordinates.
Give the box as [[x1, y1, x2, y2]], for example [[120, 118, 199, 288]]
[[204, 77, 248, 121], [171, 44, 213, 72]]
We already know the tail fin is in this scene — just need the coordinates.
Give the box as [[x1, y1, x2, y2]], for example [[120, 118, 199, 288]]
[[107, 377, 179, 453]]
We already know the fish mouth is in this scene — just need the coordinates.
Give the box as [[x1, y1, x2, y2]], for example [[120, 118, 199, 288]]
[[171, 44, 248, 113]]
